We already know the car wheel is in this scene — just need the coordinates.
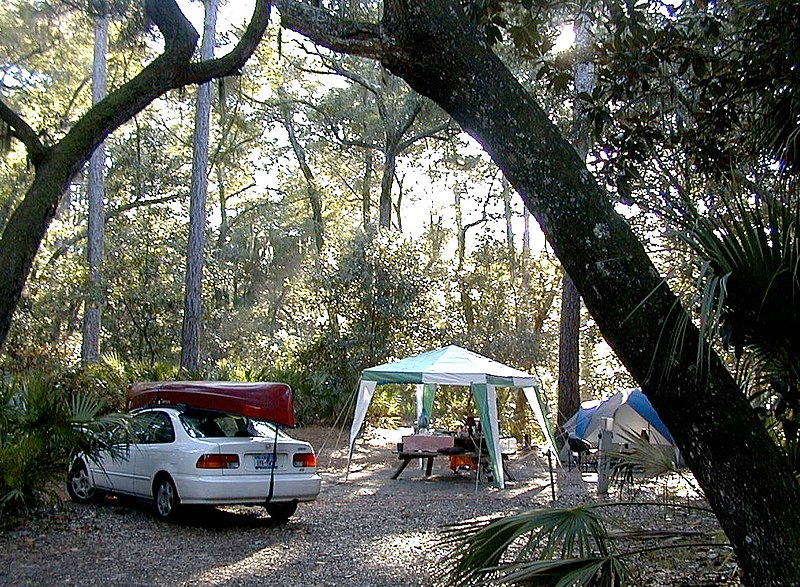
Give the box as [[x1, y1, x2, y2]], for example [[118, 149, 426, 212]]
[[66, 461, 98, 504], [154, 475, 181, 522], [265, 500, 298, 523]]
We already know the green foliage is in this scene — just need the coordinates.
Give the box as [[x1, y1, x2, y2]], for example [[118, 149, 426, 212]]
[[671, 185, 800, 470], [288, 229, 449, 422], [368, 386, 406, 428], [440, 505, 628, 586], [0, 374, 125, 513], [678, 189, 800, 361], [440, 496, 728, 587], [449, 237, 560, 372]]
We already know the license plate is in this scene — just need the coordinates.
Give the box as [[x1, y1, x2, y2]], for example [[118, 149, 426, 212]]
[[254, 454, 276, 469]]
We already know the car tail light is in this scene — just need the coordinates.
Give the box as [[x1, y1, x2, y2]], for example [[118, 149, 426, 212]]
[[293, 452, 317, 468], [196, 454, 240, 469]]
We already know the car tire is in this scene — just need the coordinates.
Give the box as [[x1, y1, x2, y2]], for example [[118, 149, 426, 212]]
[[265, 500, 298, 523], [66, 460, 99, 504], [154, 475, 181, 522]]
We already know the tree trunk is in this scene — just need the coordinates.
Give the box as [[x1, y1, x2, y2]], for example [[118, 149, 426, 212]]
[[378, 149, 395, 228], [502, 178, 517, 281], [0, 0, 271, 352], [282, 105, 324, 254], [370, 2, 800, 582], [557, 273, 581, 427], [454, 186, 474, 329], [557, 2, 595, 429], [180, 0, 219, 374], [361, 149, 373, 227], [81, 9, 110, 366]]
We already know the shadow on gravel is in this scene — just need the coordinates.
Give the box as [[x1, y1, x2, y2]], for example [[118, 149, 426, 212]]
[[86, 494, 286, 529]]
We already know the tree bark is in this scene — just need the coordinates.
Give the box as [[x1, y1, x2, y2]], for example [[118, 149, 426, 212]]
[[557, 1, 595, 429], [557, 272, 581, 428], [181, 0, 219, 374], [282, 105, 325, 253], [0, 0, 270, 352], [82, 9, 110, 365], [275, 1, 800, 583], [361, 149, 373, 227], [378, 149, 395, 228]]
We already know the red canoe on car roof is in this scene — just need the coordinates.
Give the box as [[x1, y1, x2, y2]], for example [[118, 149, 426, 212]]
[[126, 381, 296, 427]]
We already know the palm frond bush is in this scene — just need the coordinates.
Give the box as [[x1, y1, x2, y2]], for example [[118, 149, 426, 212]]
[[0, 374, 125, 513], [679, 189, 800, 361], [439, 506, 629, 586], [669, 183, 800, 468], [439, 498, 728, 586], [608, 429, 702, 500]]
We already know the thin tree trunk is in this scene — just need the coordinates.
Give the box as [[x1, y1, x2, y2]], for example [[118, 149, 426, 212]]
[[361, 149, 373, 227], [82, 9, 109, 365], [393, 173, 404, 232], [502, 178, 517, 281], [454, 186, 474, 328], [557, 273, 581, 427], [378, 149, 395, 228], [521, 205, 531, 290], [282, 105, 324, 254], [557, 2, 595, 428], [180, 0, 219, 373]]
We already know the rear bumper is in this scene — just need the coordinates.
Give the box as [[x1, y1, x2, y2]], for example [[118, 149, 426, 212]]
[[173, 472, 321, 505]]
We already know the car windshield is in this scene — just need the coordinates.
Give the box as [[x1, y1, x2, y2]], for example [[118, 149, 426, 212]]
[[179, 409, 287, 440]]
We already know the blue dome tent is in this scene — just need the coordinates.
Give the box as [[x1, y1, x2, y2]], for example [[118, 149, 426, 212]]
[[559, 388, 677, 462]]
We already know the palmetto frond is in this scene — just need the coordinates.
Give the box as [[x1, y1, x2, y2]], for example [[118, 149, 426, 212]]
[[611, 431, 676, 476], [0, 375, 129, 510], [668, 179, 800, 469], [609, 429, 704, 498], [682, 188, 799, 355], [439, 505, 626, 586], [68, 394, 129, 463], [494, 556, 629, 587]]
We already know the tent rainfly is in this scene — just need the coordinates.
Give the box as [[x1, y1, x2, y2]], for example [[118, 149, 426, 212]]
[[559, 388, 678, 462], [347, 345, 559, 488]]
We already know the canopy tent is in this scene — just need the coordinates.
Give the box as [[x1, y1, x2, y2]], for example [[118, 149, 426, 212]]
[[559, 388, 678, 461], [348, 345, 559, 488]]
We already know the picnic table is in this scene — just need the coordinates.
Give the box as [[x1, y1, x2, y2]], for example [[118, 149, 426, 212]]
[[391, 433, 516, 481]]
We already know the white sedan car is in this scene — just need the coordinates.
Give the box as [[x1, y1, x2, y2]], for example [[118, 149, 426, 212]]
[[67, 406, 321, 522]]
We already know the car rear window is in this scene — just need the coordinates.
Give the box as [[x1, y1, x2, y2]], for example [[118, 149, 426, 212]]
[[181, 411, 250, 438], [179, 410, 286, 440]]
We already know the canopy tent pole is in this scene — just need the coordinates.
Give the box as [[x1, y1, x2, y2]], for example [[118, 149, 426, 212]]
[[522, 385, 560, 462], [345, 379, 378, 481], [348, 346, 560, 487], [471, 382, 505, 488]]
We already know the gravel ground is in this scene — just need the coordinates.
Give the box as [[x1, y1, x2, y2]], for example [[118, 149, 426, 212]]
[[0, 426, 738, 586]]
